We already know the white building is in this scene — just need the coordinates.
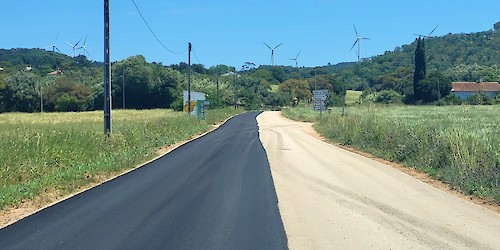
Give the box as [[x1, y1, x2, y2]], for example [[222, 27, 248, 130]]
[[451, 82, 500, 100]]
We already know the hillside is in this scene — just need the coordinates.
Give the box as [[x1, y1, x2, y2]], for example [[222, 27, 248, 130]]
[[0, 48, 101, 75], [1, 23, 499, 113], [321, 27, 499, 90]]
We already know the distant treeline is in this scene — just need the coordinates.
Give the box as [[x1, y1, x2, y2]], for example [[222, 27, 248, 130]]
[[0, 23, 499, 112]]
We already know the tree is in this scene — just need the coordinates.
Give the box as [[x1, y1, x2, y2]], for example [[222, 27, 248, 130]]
[[112, 56, 154, 109], [266, 91, 292, 107], [55, 94, 82, 112], [271, 67, 287, 83], [45, 77, 90, 111], [251, 68, 275, 84], [278, 79, 311, 106], [237, 76, 270, 110], [494, 22, 500, 32], [413, 37, 427, 100], [414, 71, 451, 103], [1, 72, 39, 112]]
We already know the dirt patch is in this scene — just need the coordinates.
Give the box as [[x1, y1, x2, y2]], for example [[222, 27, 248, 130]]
[[299, 120, 499, 214]]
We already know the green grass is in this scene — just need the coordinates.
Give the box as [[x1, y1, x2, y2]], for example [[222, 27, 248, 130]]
[[283, 105, 500, 203], [0, 108, 243, 209], [345, 90, 362, 105]]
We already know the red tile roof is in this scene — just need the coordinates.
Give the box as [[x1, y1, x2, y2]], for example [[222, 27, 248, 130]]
[[451, 82, 500, 92], [48, 69, 63, 75]]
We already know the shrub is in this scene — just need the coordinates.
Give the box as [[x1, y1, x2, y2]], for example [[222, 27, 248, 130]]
[[465, 93, 493, 105], [55, 94, 84, 112], [374, 90, 403, 104], [442, 94, 462, 105]]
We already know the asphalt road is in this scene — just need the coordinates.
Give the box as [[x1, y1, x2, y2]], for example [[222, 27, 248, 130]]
[[0, 112, 287, 250]]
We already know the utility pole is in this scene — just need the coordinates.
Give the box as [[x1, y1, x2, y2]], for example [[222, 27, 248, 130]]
[[314, 67, 321, 117], [216, 65, 219, 101], [314, 67, 317, 91], [122, 65, 125, 109], [104, 0, 112, 135], [437, 76, 441, 100], [234, 71, 237, 109], [188, 42, 192, 113], [342, 84, 346, 116], [39, 80, 43, 113]]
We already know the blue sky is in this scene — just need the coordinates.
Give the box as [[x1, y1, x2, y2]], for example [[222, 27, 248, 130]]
[[1, 0, 498, 68]]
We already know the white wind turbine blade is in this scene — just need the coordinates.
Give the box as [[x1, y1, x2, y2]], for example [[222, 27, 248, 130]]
[[83, 47, 90, 57]]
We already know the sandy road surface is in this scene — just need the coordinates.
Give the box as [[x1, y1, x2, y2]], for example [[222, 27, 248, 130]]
[[257, 111, 500, 250]]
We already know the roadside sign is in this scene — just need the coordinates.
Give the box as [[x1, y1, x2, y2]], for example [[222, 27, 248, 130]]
[[313, 89, 329, 95], [312, 89, 328, 112], [313, 94, 328, 101]]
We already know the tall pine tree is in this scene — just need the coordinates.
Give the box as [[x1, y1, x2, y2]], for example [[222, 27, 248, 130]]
[[413, 37, 426, 100]]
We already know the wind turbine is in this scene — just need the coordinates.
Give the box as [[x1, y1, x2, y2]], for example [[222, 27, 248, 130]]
[[67, 38, 82, 58], [350, 25, 370, 62], [78, 35, 90, 57], [413, 24, 439, 38], [44, 34, 61, 53], [263, 42, 283, 66], [289, 50, 301, 68], [45, 43, 61, 53]]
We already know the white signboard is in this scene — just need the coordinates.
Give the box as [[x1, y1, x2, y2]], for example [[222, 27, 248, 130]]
[[313, 89, 329, 95], [314, 94, 328, 101], [313, 89, 328, 111]]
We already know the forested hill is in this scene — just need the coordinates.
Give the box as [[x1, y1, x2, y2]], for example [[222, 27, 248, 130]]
[[0, 23, 498, 113], [323, 26, 499, 90], [0, 48, 100, 75]]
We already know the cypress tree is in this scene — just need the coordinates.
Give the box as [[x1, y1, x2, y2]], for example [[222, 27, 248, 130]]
[[413, 37, 426, 100]]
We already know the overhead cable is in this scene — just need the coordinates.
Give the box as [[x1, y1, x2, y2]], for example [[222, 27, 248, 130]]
[[131, 0, 186, 55]]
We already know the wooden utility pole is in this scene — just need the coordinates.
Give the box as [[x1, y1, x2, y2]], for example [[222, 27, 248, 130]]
[[39, 80, 43, 113], [188, 42, 192, 113], [122, 65, 125, 109], [234, 72, 237, 109], [104, 0, 112, 135], [342, 84, 346, 116], [216, 65, 219, 101]]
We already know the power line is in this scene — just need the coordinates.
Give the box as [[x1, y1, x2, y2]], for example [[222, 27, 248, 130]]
[[131, 0, 186, 55], [192, 48, 201, 65]]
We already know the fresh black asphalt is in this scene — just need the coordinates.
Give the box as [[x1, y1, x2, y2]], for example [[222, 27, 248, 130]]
[[0, 111, 287, 250]]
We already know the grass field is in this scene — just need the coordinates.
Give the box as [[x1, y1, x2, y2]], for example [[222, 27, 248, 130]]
[[283, 105, 500, 203], [0, 108, 242, 209], [345, 90, 362, 105]]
